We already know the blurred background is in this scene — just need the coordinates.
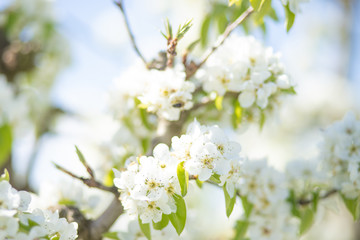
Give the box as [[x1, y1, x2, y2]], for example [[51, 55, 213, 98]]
[[0, 0, 359, 239]]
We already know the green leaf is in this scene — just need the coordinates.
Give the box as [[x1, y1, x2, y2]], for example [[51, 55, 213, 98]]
[[229, 0, 242, 6], [240, 196, 253, 219], [254, 0, 272, 25], [216, 14, 228, 33], [58, 198, 77, 206], [341, 194, 360, 221], [249, 0, 262, 11], [312, 191, 320, 212], [177, 162, 189, 197], [287, 190, 301, 218], [169, 194, 186, 235], [102, 232, 120, 240], [200, 14, 211, 47], [299, 207, 314, 235], [259, 110, 266, 130], [233, 220, 249, 240], [153, 214, 170, 230], [195, 178, 203, 188], [223, 183, 236, 218], [75, 146, 86, 166], [281, 86, 296, 94], [176, 19, 193, 40], [210, 173, 221, 184], [0, 124, 12, 168], [232, 100, 242, 129], [0, 169, 10, 182], [284, 4, 295, 32], [186, 39, 200, 52], [138, 216, 152, 240], [215, 95, 224, 111]]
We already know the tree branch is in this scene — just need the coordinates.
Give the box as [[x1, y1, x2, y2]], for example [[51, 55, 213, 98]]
[[297, 189, 338, 206], [53, 162, 119, 197], [114, 0, 147, 66], [186, 6, 254, 79]]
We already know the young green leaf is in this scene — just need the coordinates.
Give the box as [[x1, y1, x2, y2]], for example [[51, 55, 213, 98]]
[[210, 173, 221, 184], [177, 162, 189, 197], [75, 146, 86, 165], [249, 0, 262, 11], [153, 214, 170, 230], [312, 191, 320, 212], [102, 232, 120, 240], [287, 190, 301, 218], [223, 183, 236, 217], [169, 194, 187, 235], [215, 95, 224, 111], [299, 207, 315, 235], [233, 220, 249, 240], [259, 110, 266, 130], [195, 178, 203, 188], [229, 0, 243, 6], [0, 124, 12, 168], [200, 14, 211, 47], [232, 99, 242, 129], [341, 194, 360, 221], [0, 169, 10, 182], [138, 217, 152, 240], [240, 196, 253, 219], [284, 4, 295, 32], [177, 19, 193, 40]]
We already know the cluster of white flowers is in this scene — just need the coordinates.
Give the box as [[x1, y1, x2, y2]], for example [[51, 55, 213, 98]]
[[0, 77, 28, 127], [110, 65, 195, 121], [172, 120, 242, 181], [113, 120, 306, 239], [319, 112, 360, 199], [113, 144, 181, 224], [238, 159, 298, 240], [281, 0, 309, 13], [0, 180, 78, 240], [197, 35, 294, 116], [285, 159, 326, 197]]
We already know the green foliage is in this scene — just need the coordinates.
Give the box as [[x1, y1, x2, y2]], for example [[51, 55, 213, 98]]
[[281, 86, 297, 94], [284, 4, 296, 32], [200, 14, 211, 47], [210, 173, 221, 184], [139, 217, 152, 240], [75, 146, 86, 166], [233, 220, 249, 240], [58, 198, 77, 206], [215, 95, 224, 111], [177, 162, 189, 196], [176, 20, 193, 40], [102, 232, 120, 240], [161, 18, 173, 40], [169, 194, 187, 235], [0, 124, 12, 168], [299, 207, 315, 235], [341, 194, 360, 221], [232, 99, 242, 129], [259, 110, 266, 130], [240, 196, 253, 219], [195, 178, 203, 188], [153, 214, 170, 230], [223, 184, 237, 217], [0, 169, 10, 182]]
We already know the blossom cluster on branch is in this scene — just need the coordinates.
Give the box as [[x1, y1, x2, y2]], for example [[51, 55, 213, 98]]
[[0, 177, 78, 240]]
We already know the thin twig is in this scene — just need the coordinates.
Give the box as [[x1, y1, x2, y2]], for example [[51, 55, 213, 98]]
[[114, 0, 147, 66], [186, 6, 254, 79], [53, 162, 119, 197], [297, 189, 338, 206]]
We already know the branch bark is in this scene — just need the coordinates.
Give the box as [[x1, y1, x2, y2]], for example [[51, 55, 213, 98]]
[[114, 0, 147, 66]]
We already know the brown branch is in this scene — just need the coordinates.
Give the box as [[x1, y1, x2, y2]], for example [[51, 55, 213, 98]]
[[297, 189, 338, 206], [53, 163, 119, 197], [186, 6, 254, 79], [114, 0, 147, 66]]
